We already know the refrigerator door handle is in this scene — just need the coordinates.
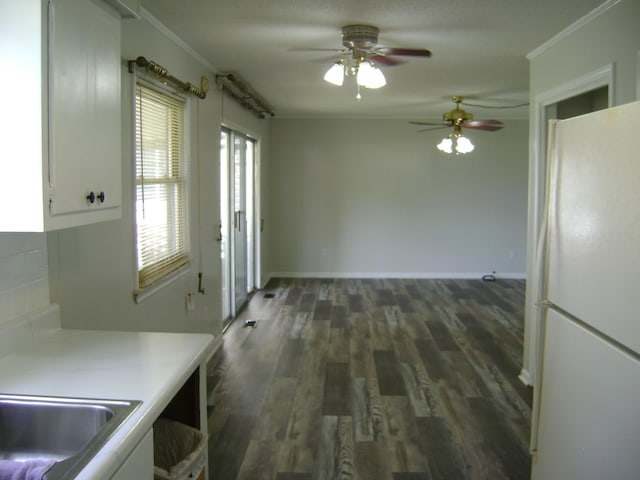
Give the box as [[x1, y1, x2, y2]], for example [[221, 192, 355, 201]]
[[535, 300, 553, 309], [530, 119, 561, 456]]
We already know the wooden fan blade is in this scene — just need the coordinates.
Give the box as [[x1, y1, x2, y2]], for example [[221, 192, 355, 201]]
[[417, 126, 450, 133], [409, 120, 448, 126], [463, 120, 504, 131], [288, 47, 344, 53], [368, 54, 403, 66], [376, 47, 432, 57], [311, 55, 345, 64]]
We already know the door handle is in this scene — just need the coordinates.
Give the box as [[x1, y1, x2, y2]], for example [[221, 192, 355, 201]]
[[234, 210, 242, 231], [529, 119, 560, 456]]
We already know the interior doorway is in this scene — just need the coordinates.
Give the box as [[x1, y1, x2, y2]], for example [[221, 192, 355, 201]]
[[220, 128, 258, 329]]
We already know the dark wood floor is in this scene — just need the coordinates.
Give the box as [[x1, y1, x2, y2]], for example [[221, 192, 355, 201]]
[[206, 278, 532, 480]]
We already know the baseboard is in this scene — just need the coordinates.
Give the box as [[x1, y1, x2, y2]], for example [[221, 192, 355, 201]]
[[519, 368, 533, 387], [260, 274, 272, 289], [268, 271, 527, 280]]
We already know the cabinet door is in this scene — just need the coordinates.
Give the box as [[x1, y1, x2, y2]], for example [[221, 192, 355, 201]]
[[49, 0, 121, 224], [111, 428, 153, 479], [0, 0, 46, 232]]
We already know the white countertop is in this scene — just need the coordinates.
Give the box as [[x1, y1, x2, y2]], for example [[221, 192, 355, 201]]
[[0, 305, 216, 479]]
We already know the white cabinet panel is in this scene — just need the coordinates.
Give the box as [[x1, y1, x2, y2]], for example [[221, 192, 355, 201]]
[[0, 0, 47, 232], [0, 0, 121, 232], [111, 429, 153, 480], [48, 0, 122, 227]]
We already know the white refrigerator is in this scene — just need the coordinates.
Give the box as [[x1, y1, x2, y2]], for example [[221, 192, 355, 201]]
[[531, 100, 640, 480]]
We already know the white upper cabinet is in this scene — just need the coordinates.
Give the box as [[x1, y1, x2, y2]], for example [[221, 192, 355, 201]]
[[0, 0, 122, 232], [49, 0, 121, 226]]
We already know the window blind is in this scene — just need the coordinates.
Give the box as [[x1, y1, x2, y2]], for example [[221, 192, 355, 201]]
[[135, 84, 190, 290]]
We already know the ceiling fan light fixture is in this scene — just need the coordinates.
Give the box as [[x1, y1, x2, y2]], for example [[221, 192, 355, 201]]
[[324, 61, 345, 86], [437, 133, 475, 155], [455, 135, 475, 154], [436, 137, 453, 154], [356, 61, 386, 89], [318, 24, 431, 95]]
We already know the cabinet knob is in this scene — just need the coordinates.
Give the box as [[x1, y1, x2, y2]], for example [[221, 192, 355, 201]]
[[87, 191, 96, 204], [97, 191, 105, 203]]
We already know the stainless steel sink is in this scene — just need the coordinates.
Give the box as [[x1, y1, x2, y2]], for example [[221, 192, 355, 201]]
[[0, 393, 141, 480]]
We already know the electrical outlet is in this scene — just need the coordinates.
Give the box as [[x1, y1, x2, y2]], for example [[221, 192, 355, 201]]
[[186, 291, 195, 311]]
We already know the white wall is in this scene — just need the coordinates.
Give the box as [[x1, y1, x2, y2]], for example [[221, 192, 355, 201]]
[[47, 11, 270, 335], [267, 118, 528, 278], [528, 0, 640, 105], [522, 0, 640, 383]]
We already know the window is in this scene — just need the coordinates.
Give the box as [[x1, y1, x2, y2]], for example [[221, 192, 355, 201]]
[[134, 83, 189, 293]]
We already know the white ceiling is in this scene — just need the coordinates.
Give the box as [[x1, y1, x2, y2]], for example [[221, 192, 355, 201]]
[[140, 0, 605, 121]]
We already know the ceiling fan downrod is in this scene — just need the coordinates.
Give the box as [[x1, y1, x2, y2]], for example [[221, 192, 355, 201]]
[[443, 96, 473, 125]]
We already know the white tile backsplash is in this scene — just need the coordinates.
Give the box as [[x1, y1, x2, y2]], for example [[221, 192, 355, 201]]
[[0, 233, 50, 325]]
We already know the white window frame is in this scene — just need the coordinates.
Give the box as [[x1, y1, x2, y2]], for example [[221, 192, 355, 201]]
[[133, 79, 191, 303]]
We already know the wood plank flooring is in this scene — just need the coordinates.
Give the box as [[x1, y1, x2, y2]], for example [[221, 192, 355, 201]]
[[206, 278, 531, 480]]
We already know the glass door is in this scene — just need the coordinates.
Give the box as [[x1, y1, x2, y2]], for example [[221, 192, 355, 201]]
[[219, 131, 231, 323], [232, 134, 248, 312], [221, 128, 257, 327]]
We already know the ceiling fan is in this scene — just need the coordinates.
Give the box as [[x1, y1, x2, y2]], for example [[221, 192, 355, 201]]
[[411, 96, 504, 154], [299, 24, 432, 92], [410, 96, 505, 133], [331, 24, 432, 66]]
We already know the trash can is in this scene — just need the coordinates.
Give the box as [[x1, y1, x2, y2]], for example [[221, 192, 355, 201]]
[[153, 418, 208, 480]]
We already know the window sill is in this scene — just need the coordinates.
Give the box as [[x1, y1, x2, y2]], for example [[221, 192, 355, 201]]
[[133, 265, 191, 304]]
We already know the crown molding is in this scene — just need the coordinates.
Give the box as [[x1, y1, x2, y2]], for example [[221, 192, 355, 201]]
[[139, 7, 216, 72], [527, 0, 622, 60]]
